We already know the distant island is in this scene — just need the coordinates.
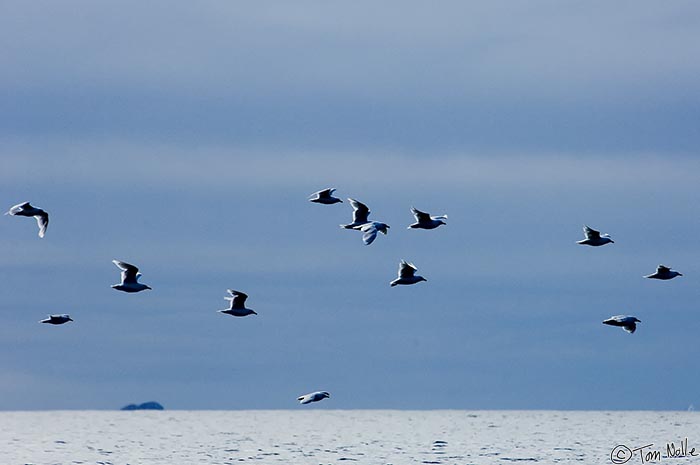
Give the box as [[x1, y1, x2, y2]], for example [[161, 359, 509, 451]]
[[121, 401, 164, 411]]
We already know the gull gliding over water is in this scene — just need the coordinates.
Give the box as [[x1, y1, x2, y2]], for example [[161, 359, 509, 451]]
[[6, 202, 49, 238], [644, 265, 682, 280], [111, 260, 152, 293], [390, 260, 427, 286], [577, 225, 614, 246], [297, 391, 330, 404], [408, 207, 447, 230], [218, 289, 257, 317], [603, 315, 641, 334], [39, 314, 73, 325], [309, 188, 343, 205]]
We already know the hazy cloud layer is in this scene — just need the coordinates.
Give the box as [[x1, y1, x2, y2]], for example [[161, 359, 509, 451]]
[[2, 1, 699, 150]]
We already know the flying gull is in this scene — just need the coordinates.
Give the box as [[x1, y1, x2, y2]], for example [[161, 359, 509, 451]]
[[39, 314, 73, 325], [340, 198, 371, 229], [390, 260, 427, 286], [577, 225, 614, 246], [297, 391, 330, 404], [408, 207, 447, 230], [218, 289, 257, 317], [6, 202, 49, 238], [603, 315, 640, 334], [309, 188, 343, 205], [111, 260, 152, 293], [339, 198, 390, 244], [644, 265, 682, 280]]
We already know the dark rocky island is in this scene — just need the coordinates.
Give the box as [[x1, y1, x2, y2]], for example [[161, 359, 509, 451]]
[[121, 401, 164, 411]]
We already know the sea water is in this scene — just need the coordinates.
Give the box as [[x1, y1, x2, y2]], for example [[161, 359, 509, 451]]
[[1, 410, 698, 464]]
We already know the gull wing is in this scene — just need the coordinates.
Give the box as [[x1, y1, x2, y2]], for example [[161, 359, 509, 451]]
[[348, 198, 370, 224], [398, 260, 417, 278], [623, 322, 637, 334], [657, 265, 671, 273], [360, 223, 378, 245], [310, 187, 335, 198], [7, 202, 31, 215], [35, 212, 48, 238], [226, 289, 248, 309], [113, 260, 140, 283], [411, 207, 431, 223], [583, 225, 601, 240]]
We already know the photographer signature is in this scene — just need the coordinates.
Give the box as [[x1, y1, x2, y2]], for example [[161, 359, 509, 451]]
[[611, 438, 698, 464]]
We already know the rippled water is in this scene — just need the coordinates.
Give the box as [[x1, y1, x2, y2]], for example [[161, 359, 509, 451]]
[[1, 410, 699, 464]]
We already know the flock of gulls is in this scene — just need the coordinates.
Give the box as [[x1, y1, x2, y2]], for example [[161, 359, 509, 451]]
[[5, 193, 684, 403]]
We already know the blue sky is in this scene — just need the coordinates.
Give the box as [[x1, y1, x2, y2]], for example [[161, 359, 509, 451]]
[[1, 1, 699, 410]]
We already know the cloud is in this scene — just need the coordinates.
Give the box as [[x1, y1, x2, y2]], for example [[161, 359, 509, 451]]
[[2, 138, 698, 194], [2, 2, 699, 152]]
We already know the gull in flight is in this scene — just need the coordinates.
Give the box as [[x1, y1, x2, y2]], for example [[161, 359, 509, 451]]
[[603, 315, 641, 334], [39, 314, 73, 325], [390, 260, 427, 287], [340, 199, 389, 244], [309, 188, 343, 205], [111, 260, 152, 293], [218, 289, 257, 317], [644, 265, 682, 280], [297, 391, 330, 404], [408, 207, 447, 230], [577, 225, 614, 246], [6, 202, 49, 238], [340, 198, 372, 229]]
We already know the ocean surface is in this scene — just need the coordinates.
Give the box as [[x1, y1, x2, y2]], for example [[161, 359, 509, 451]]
[[1, 410, 699, 465]]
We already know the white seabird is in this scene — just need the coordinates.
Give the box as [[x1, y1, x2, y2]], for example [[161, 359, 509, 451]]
[[408, 207, 447, 230], [218, 289, 257, 317], [297, 391, 330, 404], [603, 315, 641, 334], [340, 198, 372, 229], [390, 260, 427, 286], [111, 260, 152, 293], [39, 314, 73, 325], [644, 265, 682, 280], [340, 198, 390, 244], [353, 221, 390, 245], [6, 202, 49, 238], [577, 225, 614, 247], [309, 188, 343, 205]]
